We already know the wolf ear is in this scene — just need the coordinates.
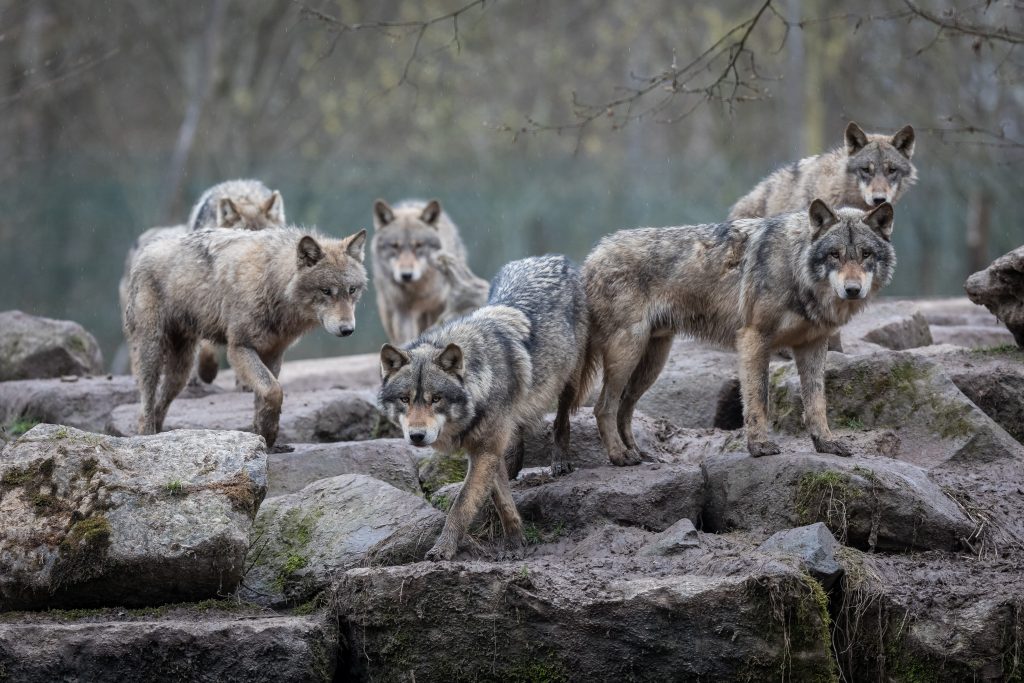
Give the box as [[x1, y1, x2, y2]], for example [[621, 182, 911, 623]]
[[297, 235, 324, 267], [380, 344, 411, 378], [845, 122, 869, 155], [808, 199, 839, 240], [262, 191, 285, 224], [420, 200, 442, 227], [435, 343, 463, 376], [217, 198, 241, 227], [864, 202, 895, 241], [373, 200, 395, 228], [345, 229, 367, 262], [891, 125, 915, 159]]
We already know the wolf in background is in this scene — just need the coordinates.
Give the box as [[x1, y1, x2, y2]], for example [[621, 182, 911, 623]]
[[581, 200, 897, 464], [371, 199, 472, 344], [118, 179, 287, 382], [378, 255, 590, 561], [125, 226, 366, 448], [729, 122, 916, 219]]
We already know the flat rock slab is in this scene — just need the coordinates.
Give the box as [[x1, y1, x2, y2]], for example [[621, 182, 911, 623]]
[[0, 611, 335, 682], [216, 352, 380, 393], [0, 425, 267, 610], [703, 452, 975, 552], [0, 374, 216, 435], [242, 474, 444, 606], [269, 440, 421, 497], [770, 350, 1024, 471], [515, 462, 705, 533], [965, 245, 1024, 347], [334, 556, 835, 682], [0, 310, 104, 381], [108, 388, 397, 443]]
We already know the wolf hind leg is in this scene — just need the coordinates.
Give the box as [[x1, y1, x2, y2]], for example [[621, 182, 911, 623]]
[[594, 329, 647, 466], [153, 333, 198, 432], [550, 383, 576, 476], [737, 326, 780, 457], [131, 331, 163, 435], [617, 335, 673, 453]]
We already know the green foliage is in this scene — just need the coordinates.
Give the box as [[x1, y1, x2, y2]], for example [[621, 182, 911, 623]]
[[6, 417, 39, 437], [164, 480, 184, 496], [795, 470, 858, 541]]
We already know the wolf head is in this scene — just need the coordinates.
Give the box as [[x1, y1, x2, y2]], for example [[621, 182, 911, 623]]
[[806, 199, 896, 302], [217, 191, 286, 231], [372, 199, 445, 284], [378, 342, 470, 447], [293, 229, 367, 337], [844, 122, 916, 208]]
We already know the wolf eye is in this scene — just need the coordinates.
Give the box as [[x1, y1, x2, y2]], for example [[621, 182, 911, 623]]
[[430, 395, 441, 404], [320, 287, 332, 296], [400, 397, 410, 404], [862, 249, 874, 259], [828, 250, 841, 260], [348, 286, 358, 295], [390, 242, 400, 249], [413, 242, 423, 249]]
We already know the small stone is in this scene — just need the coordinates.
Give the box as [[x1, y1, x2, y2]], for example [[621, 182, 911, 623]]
[[758, 522, 843, 589], [639, 518, 699, 556]]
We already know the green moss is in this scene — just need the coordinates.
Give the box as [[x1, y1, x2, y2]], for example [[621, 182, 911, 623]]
[[419, 449, 469, 497], [523, 521, 566, 545], [791, 575, 839, 683], [52, 515, 112, 588], [67, 334, 89, 354], [80, 457, 98, 478], [835, 414, 864, 431], [275, 552, 310, 590], [971, 344, 1024, 357], [795, 470, 859, 540], [431, 493, 452, 511], [1, 457, 54, 488], [930, 400, 973, 439], [6, 417, 39, 437], [164, 480, 185, 496]]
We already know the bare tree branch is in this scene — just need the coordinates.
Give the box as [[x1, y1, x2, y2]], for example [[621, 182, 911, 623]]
[[903, 0, 1024, 45]]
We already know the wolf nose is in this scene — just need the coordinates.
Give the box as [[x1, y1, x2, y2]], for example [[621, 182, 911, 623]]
[[844, 282, 862, 298], [872, 196, 887, 206], [338, 324, 354, 337], [400, 272, 414, 282], [409, 431, 426, 445]]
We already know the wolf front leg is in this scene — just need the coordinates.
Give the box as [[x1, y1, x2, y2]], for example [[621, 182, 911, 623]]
[[426, 447, 504, 561], [227, 343, 284, 448], [793, 339, 851, 456], [737, 326, 780, 457]]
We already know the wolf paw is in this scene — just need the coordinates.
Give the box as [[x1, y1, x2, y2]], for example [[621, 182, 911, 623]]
[[609, 448, 643, 467], [812, 436, 852, 457], [268, 443, 295, 454], [425, 542, 457, 562], [747, 440, 781, 457]]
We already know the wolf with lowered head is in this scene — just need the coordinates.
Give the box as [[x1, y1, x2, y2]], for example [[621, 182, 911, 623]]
[[124, 226, 367, 448], [378, 255, 589, 561], [582, 200, 897, 464]]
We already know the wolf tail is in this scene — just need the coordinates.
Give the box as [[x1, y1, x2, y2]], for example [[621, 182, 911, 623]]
[[568, 319, 601, 413]]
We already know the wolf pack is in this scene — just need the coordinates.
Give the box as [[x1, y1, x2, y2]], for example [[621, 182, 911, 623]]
[[121, 121, 916, 561]]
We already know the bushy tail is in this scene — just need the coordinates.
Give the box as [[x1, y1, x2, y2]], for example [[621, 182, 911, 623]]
[[568, 321, 601, 413]]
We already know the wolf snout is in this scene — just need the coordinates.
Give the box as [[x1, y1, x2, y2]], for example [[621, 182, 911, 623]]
[[871, 196, 888, 207], [844, 282, 863, 298], [408, 431, 428, 446], [336, 322, 355, 337], [400, 272, 414, 282]]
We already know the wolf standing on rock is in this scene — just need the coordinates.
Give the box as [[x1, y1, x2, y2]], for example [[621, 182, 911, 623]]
[[378, 255, 590, 561], [125, 226, 367, 448], [582, 200, 897, 463], [372, 198, 480, 344], [729, 122, 916, 219]]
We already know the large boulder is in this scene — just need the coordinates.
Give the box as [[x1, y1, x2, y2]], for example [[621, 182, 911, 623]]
[[269, 440, 421, 497], [837, 300, 934, 355], [0, 374, 216, 436], [216, 352, 380, 393], [107, 388, 397, 443], [242, 474, 443, 606], [334, 555, 836, 682], [0, 311, 104, 381], [702, 452, 975, 552], [0, 425, 267, 610], [0, 608, 336, 682], [965, 245, 1024, 347]]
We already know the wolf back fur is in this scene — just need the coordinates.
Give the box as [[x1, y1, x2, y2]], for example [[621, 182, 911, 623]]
[[729, 122, 916, 219], [582, 200, 897, 463], [378, 255, 590, 561], [124, 226, 367, 447], [188, 179, 285, 232], [371, 199, 471, 344]]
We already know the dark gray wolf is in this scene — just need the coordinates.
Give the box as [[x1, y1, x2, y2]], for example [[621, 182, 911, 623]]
[[378, 255, 590, 561], [124, 227, 367, 447], [371, 199, 470, 344], [581, 200, 896, 463], [729, 122, 916, 219]]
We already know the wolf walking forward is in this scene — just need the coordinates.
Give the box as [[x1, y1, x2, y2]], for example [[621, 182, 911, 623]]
[[582, 200, 897, 463], [371, 199, 470, 344], [118, 179, 287, 382], [729, 122, 916, 219], [125, 227, 367, 447], [378, 255, 590, 561]]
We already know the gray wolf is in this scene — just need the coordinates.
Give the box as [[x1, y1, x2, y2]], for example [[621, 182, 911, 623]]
[[119, 179, 287, 383], [729, 122, 916, 219], [581, 200, 896, 464], [371, 199, 469, 344], [432, 251, 490, 325], [378, 255, 590, 560], [124, 226, 367, 447], [188, 178, 285, 232]]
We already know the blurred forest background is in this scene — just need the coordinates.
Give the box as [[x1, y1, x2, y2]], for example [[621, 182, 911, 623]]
[[0, 0, 1022, 369]]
